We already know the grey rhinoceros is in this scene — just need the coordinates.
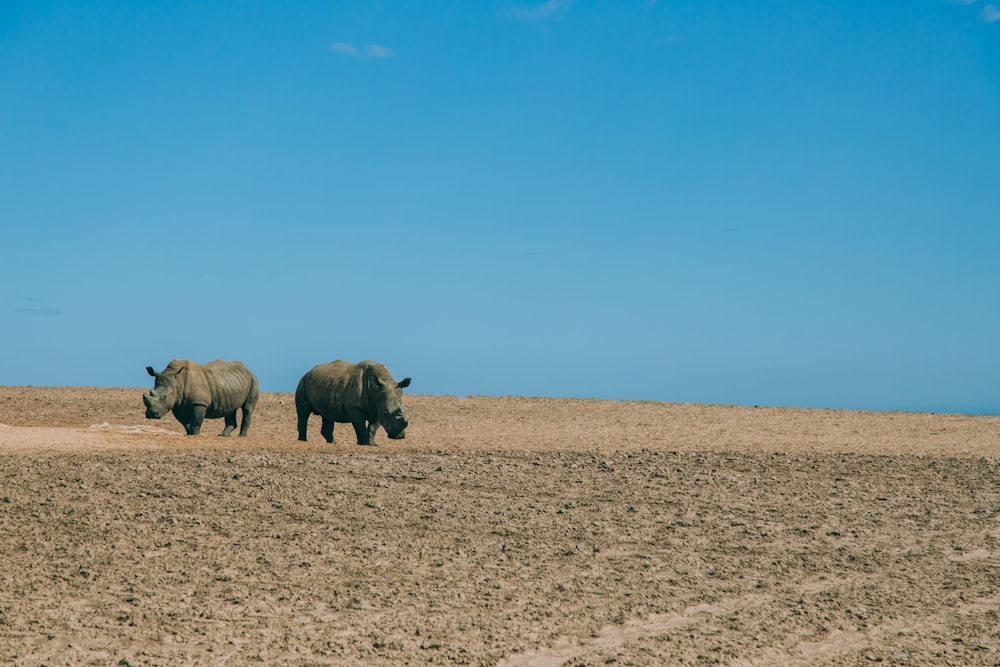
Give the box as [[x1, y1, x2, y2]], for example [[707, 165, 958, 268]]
[[295, 360, 411, 445], [143, 359, 260, 437]]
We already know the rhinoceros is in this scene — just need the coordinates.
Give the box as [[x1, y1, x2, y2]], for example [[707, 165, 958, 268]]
[[143, 359, 260, 437], [295, 360, 411, 445]]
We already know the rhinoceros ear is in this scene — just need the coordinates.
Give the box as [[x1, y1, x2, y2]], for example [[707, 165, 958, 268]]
[[146, 366, 157, 377], [397, 377, 411, 389]]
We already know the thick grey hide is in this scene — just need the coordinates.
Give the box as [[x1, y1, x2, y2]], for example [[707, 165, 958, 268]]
[[295, 360, 411, 445]]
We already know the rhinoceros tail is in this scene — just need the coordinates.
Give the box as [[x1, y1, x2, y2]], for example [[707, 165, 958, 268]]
[[294, 375, 310, 413], [246, 371, 260, 409]]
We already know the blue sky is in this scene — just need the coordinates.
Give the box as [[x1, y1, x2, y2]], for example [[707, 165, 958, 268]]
[[2, 0, 998, 414]]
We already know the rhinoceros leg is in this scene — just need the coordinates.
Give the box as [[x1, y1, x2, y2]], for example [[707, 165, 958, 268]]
[[366, 421, 380, 444], [352, 418, 374, 446], [237, 405, 252, 437], [296, 407, 311, 441], [220, 413, 237, 437], [320, 417, 336, 444], [187, 405, 207, 435]]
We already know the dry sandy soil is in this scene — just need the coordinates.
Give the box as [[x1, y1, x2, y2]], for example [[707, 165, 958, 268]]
[[0, 386, 997, 666]]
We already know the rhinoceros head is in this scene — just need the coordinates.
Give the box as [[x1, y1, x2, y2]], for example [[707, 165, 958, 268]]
[[142, 364, 184, 419], [369, 371, 412, 439]]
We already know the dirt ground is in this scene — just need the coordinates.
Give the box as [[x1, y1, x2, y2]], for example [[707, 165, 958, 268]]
[[0, 386, 997, 666]]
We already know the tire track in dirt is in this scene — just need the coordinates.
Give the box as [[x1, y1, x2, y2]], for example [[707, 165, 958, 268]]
[[499, 555, 1000, 667], [727, 591, 1000, 666], [498, 575, 853, 667], [498, 593, 773, 667]]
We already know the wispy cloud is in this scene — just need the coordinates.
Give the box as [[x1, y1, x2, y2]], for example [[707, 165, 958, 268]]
[[12, 297, 62, 316], [13, 306, 63, 316], [501, 0, 575, 22], [329, 42, 394, 59], [363, 44, 394, 58], [949, 0, 1000, 23]]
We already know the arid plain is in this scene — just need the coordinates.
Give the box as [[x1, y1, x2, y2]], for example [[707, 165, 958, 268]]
[[0, 386, 997, 666]]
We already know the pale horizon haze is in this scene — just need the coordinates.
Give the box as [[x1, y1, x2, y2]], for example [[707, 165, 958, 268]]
[[2, 1, 999, 415]]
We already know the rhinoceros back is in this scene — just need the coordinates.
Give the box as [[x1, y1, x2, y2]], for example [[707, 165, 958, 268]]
[[295, 360, 369, 422], [196, 360, 260, 418]]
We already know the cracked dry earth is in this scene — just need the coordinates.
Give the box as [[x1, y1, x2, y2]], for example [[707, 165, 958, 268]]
[[0, 386, 998, 666]]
